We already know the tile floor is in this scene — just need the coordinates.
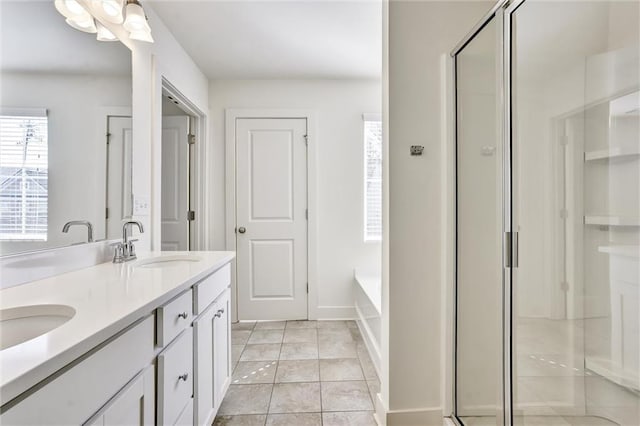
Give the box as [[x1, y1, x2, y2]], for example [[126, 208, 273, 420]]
[[214, 320, 380, 426]]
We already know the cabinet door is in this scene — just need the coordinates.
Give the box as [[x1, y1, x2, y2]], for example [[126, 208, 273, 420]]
[[213, 290, 231, 408], [193, 305, 215, 426], [86, 367, 154, 426], [157, 329, 193, 426]]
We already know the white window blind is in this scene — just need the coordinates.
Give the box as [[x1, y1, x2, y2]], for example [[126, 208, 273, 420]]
[[0, 110, 48, 240], [364, 115, 382, 241]]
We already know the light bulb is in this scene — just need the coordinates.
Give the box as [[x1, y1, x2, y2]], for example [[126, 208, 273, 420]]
[[64, 0, 85, 15], [92, 0, 124, 24], [123, 1, 147, 32], [55, 0, 90, 20]]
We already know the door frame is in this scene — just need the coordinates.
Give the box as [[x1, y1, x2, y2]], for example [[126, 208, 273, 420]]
[[160, 78, 208, 251], [448, 0, 513, 424], [225, 109, 318, 323]]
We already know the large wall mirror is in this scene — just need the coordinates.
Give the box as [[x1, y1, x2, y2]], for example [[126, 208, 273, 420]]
[[0, 1, 132, 256]]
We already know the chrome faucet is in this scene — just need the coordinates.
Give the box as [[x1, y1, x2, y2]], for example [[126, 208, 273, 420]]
[[62, 220, 94, 243], [113, 220, 144, 263]]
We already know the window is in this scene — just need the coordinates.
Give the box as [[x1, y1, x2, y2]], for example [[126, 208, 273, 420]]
[[363, 114, 382, 241], [0, 109, 48, 240]]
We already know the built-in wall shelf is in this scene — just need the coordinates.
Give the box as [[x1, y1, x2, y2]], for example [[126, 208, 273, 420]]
[[598, 245, 640, 258], [584, 147, 640, 161], [586, 357, 640, 392], [584, 215, 640, 227]]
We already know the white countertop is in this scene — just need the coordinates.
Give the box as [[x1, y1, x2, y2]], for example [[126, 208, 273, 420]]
[[0, 251, 235, 404]]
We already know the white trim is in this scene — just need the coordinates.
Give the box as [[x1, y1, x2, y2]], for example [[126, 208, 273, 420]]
[[355, 304, 382, 376], [362, 113, 382, 122], [384, 407, 444, 426], [0, 107, 47, 117], [441, 52, 456, 418], [160, 78, 209, 252], [315, 306, 356, 320], [225, 108, 318, 322]]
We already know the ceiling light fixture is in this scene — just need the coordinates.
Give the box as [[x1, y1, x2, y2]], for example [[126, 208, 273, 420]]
[[55, 0, 97, 33], [65, 17, 98, 34], [129, 29, 154, 43], [55, 0, 154, 43], [123, 0, 148, 32], [92, 0, 124, 24], [123, 0, 153, 43], [96, 22, 118, 41]]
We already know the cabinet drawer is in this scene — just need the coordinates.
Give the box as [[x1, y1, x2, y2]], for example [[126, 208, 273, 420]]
[[193, 264, 230, 315], [157, 289, 193, 347], [158, 328, 193, 426]]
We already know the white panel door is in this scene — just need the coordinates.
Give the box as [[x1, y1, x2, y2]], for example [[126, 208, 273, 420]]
[[236, 118, 308, 320], [161, 116, 189, 251], [106, 116, 133, 240]]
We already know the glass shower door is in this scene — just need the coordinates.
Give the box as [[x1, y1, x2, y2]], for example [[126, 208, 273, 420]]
[[510, 1, 640, 424], [455, 14, 505, 426]]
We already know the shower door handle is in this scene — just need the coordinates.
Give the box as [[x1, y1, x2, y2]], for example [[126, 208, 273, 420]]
[[505, 231, 519, 268]]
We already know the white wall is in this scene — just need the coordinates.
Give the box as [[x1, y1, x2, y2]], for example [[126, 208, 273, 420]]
[[384, 1, 491, 423], [209, 79, 382, 319], [91, 3, 210, 252], [0, 73, 131, 255]]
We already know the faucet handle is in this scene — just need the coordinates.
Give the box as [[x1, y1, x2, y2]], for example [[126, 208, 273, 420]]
[[127, 239, 139, 259], [112, 242, 125, 263]]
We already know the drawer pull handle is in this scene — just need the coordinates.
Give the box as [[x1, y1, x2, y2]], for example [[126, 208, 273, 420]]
[[179, 373, 189, 381], [215, 308, 225, 318], [177, 312, 188, 320]]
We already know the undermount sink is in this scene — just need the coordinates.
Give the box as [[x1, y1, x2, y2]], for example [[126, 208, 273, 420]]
[[134, 254, 203, 268], [0, 304, 76, 351]]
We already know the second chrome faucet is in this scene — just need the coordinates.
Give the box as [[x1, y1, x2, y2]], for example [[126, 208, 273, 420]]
[[113, 220, 144, 263]]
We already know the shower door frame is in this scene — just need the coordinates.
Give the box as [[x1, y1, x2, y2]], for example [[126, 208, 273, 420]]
[[450, 0, 526, 425]]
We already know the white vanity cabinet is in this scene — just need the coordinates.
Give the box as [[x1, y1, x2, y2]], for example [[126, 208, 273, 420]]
[[0, 255, 234, 426], [193, 288, 231, 425], [0, 316, 155, 425], [156, 264, 232, 426], [86, 367, 155, 426]]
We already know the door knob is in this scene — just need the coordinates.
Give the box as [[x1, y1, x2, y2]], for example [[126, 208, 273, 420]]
[[238, 227, 246, 234]]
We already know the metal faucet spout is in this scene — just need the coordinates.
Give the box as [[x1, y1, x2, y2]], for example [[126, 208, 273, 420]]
[[122, 220, 144, 244], [62, 220, 94, 243]]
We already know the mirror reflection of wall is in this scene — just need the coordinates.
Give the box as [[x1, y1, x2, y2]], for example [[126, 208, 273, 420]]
[[0, 1, 132, 255]]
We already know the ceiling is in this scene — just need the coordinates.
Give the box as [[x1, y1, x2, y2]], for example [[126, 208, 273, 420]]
[[0, 1, 131, 76], [148, 0, 382, 79]]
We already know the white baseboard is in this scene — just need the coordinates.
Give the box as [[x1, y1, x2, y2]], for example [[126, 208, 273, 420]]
[[387, 408, 444, 426], [355, 304, 382, 377], [312, 305, 356, 320], [375, 395, 444, 426], [375, 393, 388, 426]]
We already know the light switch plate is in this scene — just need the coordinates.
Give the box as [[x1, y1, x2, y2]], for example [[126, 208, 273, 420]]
[[133, 195, 150, 215]]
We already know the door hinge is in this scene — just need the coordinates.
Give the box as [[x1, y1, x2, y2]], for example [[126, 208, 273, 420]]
[[105, 207, 109, 219], [305, 209, 308, 220], [505, 231, 519, 268], [187, 210, 195, 221], [188, 134, 196, 145], [307, 283, 309, 293], [106, 133, 111, 145], [304, 134, 309, 146]]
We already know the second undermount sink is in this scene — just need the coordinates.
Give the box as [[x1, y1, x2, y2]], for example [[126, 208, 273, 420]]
[[134, 254, 203, 268], [0, 304, 76, 351]]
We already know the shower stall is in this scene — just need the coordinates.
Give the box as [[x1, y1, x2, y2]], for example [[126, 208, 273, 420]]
[[453, 1, 639, 425]]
